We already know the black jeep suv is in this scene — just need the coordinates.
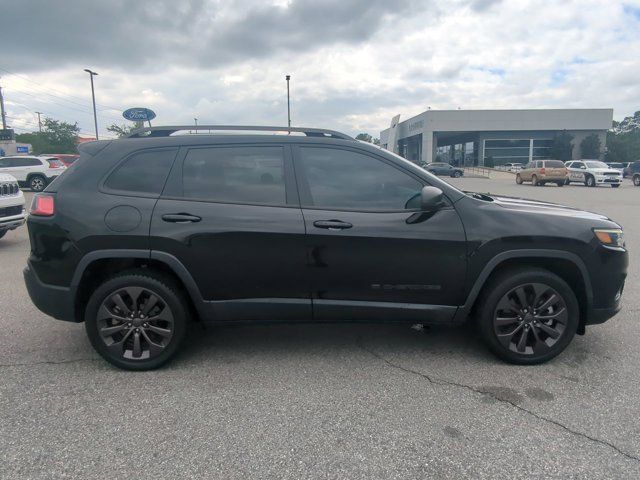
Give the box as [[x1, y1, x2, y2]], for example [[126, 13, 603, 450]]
[[24, 125, 628, 370]]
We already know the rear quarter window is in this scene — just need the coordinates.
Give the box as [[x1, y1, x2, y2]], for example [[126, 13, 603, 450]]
[[545, 160, 565, 168], [104, 148, 178, 195]]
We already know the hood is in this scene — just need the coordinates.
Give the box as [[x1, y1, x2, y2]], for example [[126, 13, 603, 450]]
[[589, 168, 620, 174], [487, 194, 612, 221], [0, 173, 17, 183]]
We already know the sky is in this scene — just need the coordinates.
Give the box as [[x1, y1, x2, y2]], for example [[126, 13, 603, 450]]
[[1, 0, 639, 139]]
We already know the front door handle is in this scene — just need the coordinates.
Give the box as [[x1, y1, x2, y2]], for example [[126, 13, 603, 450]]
[[161, 213, 202, 223], [313, 220, 353, 230]]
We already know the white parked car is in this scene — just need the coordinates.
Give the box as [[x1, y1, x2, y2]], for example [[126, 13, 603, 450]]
[[503, 162, 524, 172], [0, 173, 26, 239], [565, 160, 622, 188], [0, 155, 66, 192]]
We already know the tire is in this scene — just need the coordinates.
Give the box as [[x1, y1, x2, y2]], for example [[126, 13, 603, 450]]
[[585, 175, 596, 187], [516, 174, 523, 185], [84, 270, 189, 370], [0, 230, 6, 240], [634, 175, 640, 187], [531, 175, 538, 186], [556, 181, 564, 187], [477, 267, 579, 365], [453, 170, 462, 178], [29, 175, 47, 192], [565, 178, 570, 185], [611, 184, 620, 188]]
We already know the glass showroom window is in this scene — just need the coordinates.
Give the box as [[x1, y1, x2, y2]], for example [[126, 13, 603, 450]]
[[532, 139, 553, 160], [483, 139, 530, 166]]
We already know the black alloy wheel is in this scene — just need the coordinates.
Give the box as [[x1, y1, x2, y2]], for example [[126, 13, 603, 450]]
[[85, 271, 187, 370], [492, 283, 568, 356], [477, 268, 578, 364]]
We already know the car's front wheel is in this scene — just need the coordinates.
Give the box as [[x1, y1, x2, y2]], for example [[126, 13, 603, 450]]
[[531, 175, 539, 186], [452, 170, 462, 178], [634, 175, 640, 186], [585, 175, 596, 187], [85, 270, 188, 370], [477, 268, 579, 364]]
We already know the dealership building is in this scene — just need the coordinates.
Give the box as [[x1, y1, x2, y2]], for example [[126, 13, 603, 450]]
[[379, 109, 613, 166]]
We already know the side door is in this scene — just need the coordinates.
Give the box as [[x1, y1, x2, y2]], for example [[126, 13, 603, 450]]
[[293, 145, 467, 323], [569, 161, 586, 182], [150, 143, 310, 322]]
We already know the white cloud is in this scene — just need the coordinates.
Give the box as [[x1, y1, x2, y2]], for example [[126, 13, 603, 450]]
[[1, 0, 639, 139]]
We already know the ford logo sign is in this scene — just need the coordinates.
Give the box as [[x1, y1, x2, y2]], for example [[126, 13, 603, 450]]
[[122, 107, 157, 122]]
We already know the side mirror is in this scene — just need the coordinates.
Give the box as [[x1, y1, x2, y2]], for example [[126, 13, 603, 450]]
[[580, 165, 586, 169], [420, 186, 444, 211]]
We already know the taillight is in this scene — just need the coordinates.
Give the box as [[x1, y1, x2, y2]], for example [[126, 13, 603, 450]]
[[540, 168, 546, 175], [30, 194, 55, 216], [47, 159, 62, 169]]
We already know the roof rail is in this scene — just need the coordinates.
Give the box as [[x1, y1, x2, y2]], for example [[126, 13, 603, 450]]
[[126, 125, 353, 140]]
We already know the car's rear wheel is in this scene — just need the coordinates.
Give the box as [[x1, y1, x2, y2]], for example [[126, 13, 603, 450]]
[[516, 174, 523, 184], [85, 270, 188, 370], [29, 175, 47, 192], [634, 175, 640, 186], [477, 268, 579, 364], [556, 181, 564, 187], [0, 231, 6, 240], [585, 175, 596, 187], [531, 175, 539, 186]]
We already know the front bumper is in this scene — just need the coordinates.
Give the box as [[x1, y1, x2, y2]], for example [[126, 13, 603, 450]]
[[23, 264, 76, 322], [0, 214, 26, 231], [595, 176, 622, 184]]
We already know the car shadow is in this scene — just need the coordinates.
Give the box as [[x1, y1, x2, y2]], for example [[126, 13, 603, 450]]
[[170, 321, 494, 367]]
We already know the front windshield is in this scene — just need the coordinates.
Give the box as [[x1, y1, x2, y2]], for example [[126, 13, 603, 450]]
[[585, 161, 608, 169]]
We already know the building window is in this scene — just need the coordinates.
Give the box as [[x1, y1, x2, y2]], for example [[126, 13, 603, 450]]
[[483, 139, 531, 166]]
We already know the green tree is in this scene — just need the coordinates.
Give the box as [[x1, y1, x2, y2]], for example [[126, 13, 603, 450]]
[[355, 132, 380, 145], [580, 133, 602, 159], [16, 118, 80, 154], [107, 122, 140, 138], [550, 131, 574, 160]]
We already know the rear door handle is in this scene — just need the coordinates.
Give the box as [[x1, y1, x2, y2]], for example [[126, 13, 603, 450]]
[[313, 220, 353, 230], [161, 213, 202, 223]]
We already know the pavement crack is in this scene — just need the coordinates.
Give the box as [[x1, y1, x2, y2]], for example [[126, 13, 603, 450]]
[[0, 357, 99, 368], [358, 343, 640, 463]]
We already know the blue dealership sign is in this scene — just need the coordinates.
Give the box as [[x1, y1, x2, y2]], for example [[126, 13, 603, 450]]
[[122, 107, 156, 122], [17, 146, 29, 153]]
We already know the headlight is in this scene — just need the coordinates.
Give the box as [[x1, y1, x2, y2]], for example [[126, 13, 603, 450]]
[[594, 228, 624, 248]]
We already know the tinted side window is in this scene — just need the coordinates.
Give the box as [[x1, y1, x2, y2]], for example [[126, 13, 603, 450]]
[[105, 149, 177, 195], [298, 147, 423, 210], [182, 146, 286, 205], [27, 158, 42, 166]]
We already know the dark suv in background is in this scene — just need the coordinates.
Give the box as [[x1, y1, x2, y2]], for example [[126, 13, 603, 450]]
[[24, 126, 628, 370]]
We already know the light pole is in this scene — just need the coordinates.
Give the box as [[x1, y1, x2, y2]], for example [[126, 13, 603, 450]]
[[285, 75, 291, 132], [35, 111, 43, 132], [84, 69, 99, 140], [194, 117, 198, 132]]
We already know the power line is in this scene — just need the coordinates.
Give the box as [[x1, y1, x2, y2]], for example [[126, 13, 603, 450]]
[[0, 66, 124, 112]]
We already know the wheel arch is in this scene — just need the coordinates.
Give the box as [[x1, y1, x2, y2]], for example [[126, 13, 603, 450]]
[[71, 250, 205, 322], [458, 250, 592, 334]]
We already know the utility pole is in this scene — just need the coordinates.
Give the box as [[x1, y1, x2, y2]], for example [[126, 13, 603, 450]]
[[35, 111, 43, 132], [285, 75, 291, 132], [0, 85, 7, 130], [84, 69, 99, 140]]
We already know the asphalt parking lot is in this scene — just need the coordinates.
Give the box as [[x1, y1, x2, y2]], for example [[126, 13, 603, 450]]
[[1, 178, 638, 479]]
